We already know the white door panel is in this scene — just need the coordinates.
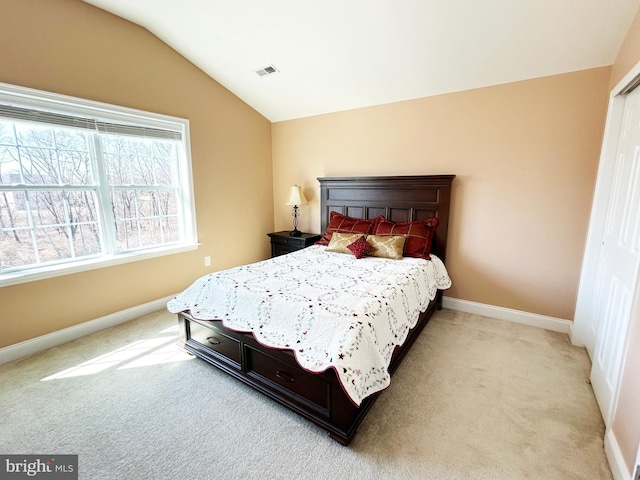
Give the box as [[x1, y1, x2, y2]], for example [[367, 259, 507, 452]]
[[590, 85, 640, 425]]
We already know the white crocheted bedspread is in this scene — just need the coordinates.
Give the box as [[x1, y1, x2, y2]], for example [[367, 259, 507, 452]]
[[167, 245, 451, 406]]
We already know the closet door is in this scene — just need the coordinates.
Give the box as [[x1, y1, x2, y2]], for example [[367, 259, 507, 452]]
[[589, 84, 640, 425]]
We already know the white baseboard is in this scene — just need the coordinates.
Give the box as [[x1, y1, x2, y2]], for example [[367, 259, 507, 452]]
[[0, 295, 175, 365], [442, 296, 571, 333], [605, 428, 633, 480]]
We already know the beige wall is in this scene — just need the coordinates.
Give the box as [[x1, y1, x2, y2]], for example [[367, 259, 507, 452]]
[[610, 6, 640, 90], [273, 68, 611, 320], [0, 0, 273, 348], [610, 5, 640, 476]]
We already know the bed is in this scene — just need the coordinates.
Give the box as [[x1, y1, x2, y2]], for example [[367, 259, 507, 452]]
[[170, 175, 455, 445]]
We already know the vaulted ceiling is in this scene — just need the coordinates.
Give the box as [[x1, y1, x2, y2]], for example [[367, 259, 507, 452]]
[[82, 0, 639, 122]]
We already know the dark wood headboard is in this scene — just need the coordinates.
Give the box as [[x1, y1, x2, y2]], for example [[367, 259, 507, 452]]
[[318, 175, 455, 262]]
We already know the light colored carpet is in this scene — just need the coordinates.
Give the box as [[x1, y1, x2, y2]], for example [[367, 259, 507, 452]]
[[0, 308, 611, 480]]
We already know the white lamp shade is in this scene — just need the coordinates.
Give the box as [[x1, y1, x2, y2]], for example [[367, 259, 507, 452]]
[[285, 185, 308, 206]]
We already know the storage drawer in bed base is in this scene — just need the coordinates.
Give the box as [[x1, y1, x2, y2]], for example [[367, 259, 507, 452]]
[[245, 345, 331, 415], [185, 319, 241, 369]]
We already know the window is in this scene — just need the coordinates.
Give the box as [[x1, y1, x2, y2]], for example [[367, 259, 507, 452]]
[[0, 83, 197, 286]]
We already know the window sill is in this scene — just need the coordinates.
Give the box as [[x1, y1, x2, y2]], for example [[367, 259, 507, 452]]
[[0, 243, 199, 288]]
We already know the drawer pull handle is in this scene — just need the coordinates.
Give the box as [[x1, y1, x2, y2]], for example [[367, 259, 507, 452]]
[[275, 370, 295, 382], [206, 336, 221, 345]]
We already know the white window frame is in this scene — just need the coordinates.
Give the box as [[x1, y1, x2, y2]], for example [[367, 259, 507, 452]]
[[0, 83, 198, 287]]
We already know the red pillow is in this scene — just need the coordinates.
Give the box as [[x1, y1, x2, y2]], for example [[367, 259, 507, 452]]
[[372, 218, 439, 260], [347, 236, 375, 259], [316, 212, 382, 246]]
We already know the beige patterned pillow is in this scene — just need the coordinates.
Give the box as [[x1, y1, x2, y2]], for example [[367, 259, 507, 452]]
[[367, 235, 407, 260], [326, 232, 365, 254]]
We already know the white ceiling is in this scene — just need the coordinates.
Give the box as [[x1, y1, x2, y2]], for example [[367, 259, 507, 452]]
[[82, 0, 639, 122]]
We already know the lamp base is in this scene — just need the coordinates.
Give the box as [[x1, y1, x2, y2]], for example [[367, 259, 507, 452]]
[[289, 229, 302, 237]]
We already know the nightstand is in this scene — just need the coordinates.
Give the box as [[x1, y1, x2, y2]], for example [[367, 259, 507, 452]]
[[267, 231, 321, 258]]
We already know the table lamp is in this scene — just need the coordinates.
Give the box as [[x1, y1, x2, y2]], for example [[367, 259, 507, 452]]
[[285, 185, 308, 237]]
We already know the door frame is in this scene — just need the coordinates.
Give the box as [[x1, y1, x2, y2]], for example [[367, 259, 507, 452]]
[[571, 61, 640, 355]]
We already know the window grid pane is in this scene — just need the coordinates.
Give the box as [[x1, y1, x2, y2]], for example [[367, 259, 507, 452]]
[[110, 186, 181, 252], [0, 120, 105, 271]]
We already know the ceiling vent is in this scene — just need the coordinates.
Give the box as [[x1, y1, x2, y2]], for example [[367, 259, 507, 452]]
[[255, 64, 279, 77]]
